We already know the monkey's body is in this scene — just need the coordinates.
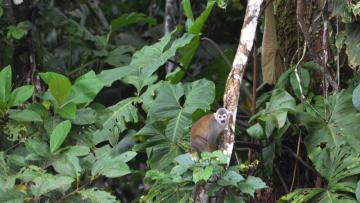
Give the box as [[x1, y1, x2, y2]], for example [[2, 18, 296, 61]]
[[190, 108, 231, 156], [190, 108, 231, 202]]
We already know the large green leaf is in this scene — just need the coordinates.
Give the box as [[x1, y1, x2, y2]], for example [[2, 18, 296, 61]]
[[25, 138, 50, 158], [238, 176, 267, 197], [0, 189, 26, 203], [280, 145, 360, 203], [69, 71, 104, 105], [111, 12, 156, 32], [184, 79, 215, 112], [42, 73, 72, 106], [299, 91, 360, 156], [8, 85, 34, 107], [30, 174, 74, 196], [137, 79, 215, 169], [91, 151, 136, 178], [92, 97, 138, 145], [50, 120, 72, 153], [78, 188, 118, 203], [52, 155, 82, 179], [0, 66, 12, 110], [98, 32, 194, 88], [9, 110, 42, 122]]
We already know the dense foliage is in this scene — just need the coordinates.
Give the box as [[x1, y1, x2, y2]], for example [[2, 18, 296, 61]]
[[0, 0, 360, 203]]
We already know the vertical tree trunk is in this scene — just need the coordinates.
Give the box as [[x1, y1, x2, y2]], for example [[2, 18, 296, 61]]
[[220, 0, 264, 165]]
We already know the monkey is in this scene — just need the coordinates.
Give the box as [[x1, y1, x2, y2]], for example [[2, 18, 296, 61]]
[[189, 108, 231, 202], [190, 107, 231, 159]]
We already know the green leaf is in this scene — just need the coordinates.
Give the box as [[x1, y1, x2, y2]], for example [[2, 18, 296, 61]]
[[356, 180, 360, 202], [238, 176, 267, 197], [193, 167, 203, 184], [30, 174, 74, 196], [25, 138, 50, 157], [73, 108, 97, 125], [0, 7, 3, 18], [91, 151, 136, 178], [70, 71, 104, 105], [50, 120, 72, 153], [9, 110, 42, 122], [49, 76, 72, 106], [174, 153, 194, 166], [252, 89, 296, 129], [343, 23, 360, 66], [0, 152, 8, 175], [246, 123, 264, 140], [98, 33, 194, 87], [78, 188, 117, 203], [352, 83, 360, 111], [184, 79, 215, 112], [181, 0, 194, 22], [0, 189, 26, 203], [0, 66, 12, 110], [300, 91, 360, 155], [8, 85, 34, 107], [218, 171, 244, 186], [57, 102, 76, 120], [52, 155, 81, 179], [7, 25, 26, 40], [92, 97, 138, 145], [66, 145, 90, 156], [111, 12, 156, 32], [105, 46, 133, 67]]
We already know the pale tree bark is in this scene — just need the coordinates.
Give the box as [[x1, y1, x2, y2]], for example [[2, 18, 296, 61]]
[[220, 0, 264, 164], [193, 1, 264, 202]]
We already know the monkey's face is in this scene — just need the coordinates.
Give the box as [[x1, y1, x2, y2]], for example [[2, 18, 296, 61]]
[[215, 112, 229, 125]]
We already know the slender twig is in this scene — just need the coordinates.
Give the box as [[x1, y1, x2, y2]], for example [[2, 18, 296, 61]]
[[290, 135, 301, 191], [282, 145, 323, 178], [294, 41, 307, 100], [201, 37, 232, 69], [275, 165, 289, 193]]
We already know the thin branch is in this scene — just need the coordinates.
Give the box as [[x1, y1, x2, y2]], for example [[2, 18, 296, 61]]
[[275, 165, 289, 193], [201, 37, 233, 69], [282, 145, 323, 179], [290, 135, 301, 192]]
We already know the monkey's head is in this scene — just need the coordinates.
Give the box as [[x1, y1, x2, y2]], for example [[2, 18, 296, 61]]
[[214, 108, 231, 126]]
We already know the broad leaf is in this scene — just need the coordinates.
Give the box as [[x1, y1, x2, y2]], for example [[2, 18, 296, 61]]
[[48, 74, 72, 106], [93, 97, 138, 145], [0, 189, 26, 203], [52, 155, 82, 179], [69, 71, 104, 105], [111, 12, 156, 31], [8, 85, 34, 107], [299, 91, 360, 155], [50, 120, 72, 153], [78, 188, 117, 203], [238, 176, 267, 197], [91, 151, 136, 178], [98, 33, 194, 87], [30, 174, 74, 196], [9, 110, 42, 122], [0, 66, 12, 110], [57, 102, 76, 120]]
